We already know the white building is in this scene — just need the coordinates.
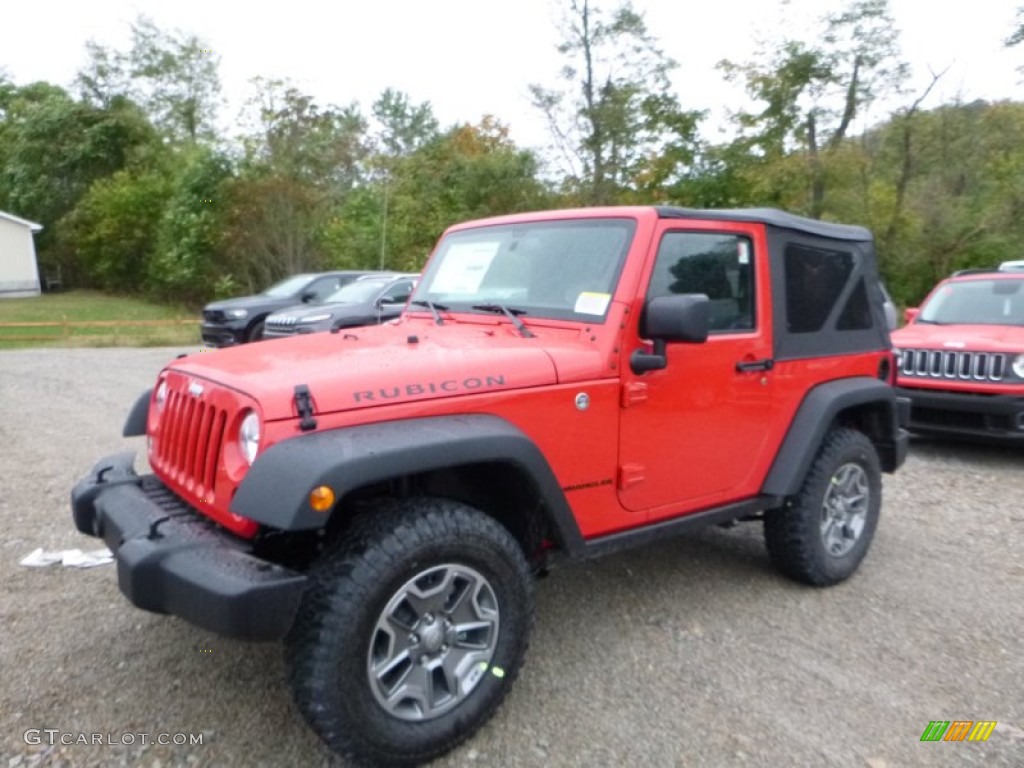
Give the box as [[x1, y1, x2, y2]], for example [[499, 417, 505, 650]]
[[0, 211, 43, 298]]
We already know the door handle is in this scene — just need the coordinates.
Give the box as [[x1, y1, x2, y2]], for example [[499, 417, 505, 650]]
[[736, 358, 774, 372]]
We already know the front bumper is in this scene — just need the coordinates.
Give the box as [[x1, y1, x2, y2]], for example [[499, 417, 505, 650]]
[[896, 385, 1024, 440], [71, 453, 306, 641], [200, 322, 246, 347]]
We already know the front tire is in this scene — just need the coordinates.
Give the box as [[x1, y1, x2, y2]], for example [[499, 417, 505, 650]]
[[286, 498, 534, 767], [246, 319, 265, 342], [764, 428, 882, 586]]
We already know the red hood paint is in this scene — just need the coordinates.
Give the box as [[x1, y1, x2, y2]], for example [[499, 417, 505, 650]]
[[891, 322, 1024, 352], [168, 319, 607, 421]]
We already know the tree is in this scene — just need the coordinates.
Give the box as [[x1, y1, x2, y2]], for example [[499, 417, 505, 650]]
[[530, 0, 703, 204], [0, 82, 158, 273], [60, 168, 172, 293], [147, 147, 233, 301], [371, 88, 440, 158], [1007, 6, 1024, 47], [327, 117, 549, 271], [76, 16, 221, 144], [719, 0, 909, 218], [368, 89, 440, 268], [220, 79, 370, 290], [241, 77, 368, 187]]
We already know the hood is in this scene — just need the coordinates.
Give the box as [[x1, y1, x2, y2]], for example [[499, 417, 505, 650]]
[[170, 321, 575, 420], [892, 322, 1024, 353], [205, 294, 297, 313], [269, 300, 369, 322]]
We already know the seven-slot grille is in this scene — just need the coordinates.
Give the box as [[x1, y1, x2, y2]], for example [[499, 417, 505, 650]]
[[899, 348, 1007, 382], [266, 315, 299, 328], [153, 387, 228, 498]]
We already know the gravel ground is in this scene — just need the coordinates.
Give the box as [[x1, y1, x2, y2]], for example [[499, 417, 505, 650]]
[[1, 347, 1021, 768]]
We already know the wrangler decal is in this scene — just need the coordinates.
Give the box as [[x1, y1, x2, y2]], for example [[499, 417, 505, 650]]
[[353, 375, 507, 403]]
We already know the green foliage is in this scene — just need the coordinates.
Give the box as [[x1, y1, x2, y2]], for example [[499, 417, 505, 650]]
[[719, 0, 908, 217], [327, 117, 550, 272], [147, 147, 233, 302], [1007, 6, 1024, 47], [531, 0, 703, 204], [78, 16, 221, 144], [371, 88, 440, 157], [3, 6, 1024, 321], [0, 82, 158, 269], [59, 168, 172, 293]]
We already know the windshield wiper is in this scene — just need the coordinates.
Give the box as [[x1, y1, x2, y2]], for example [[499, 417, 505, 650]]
[[409, 299, 448, 325], [472, 303, 535, 338]]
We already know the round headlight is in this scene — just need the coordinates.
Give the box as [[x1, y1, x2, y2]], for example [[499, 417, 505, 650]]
[[155, 380, 168, 412], [239, 410, 261, 465], [1012, 354, 1024, 378]]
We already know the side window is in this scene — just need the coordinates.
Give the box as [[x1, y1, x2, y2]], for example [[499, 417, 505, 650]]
[[306, 276, 341, 301], [648, 232, 754, 332], [381, 280, 414, 303], [784, 244, 855, 333]]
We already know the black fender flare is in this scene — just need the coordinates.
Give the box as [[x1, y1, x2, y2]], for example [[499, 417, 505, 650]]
[[230, 414, 585, 552], [761, 377, 907, 497], [123, 389, 152, 437]]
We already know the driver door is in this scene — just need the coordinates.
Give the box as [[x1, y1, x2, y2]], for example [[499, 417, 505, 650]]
[[618, 224, 776, 519]]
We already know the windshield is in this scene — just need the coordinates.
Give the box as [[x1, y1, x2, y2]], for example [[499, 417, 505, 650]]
[[261, 274, 315, 298], [920, 278, 1024, 325], [325, 278, 391, 304], [411, 218, 635, 322]]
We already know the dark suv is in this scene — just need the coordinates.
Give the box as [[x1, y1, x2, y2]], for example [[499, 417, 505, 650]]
[[263, 274, 418, 339], [200, 271, 372, 346]]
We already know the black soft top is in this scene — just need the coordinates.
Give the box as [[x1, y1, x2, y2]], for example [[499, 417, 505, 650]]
[[656, 206, 872, 243]]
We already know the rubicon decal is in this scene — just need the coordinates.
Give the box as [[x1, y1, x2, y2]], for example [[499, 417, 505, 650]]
[[353, 375, 507, 403], [920, 720, 997, 742]]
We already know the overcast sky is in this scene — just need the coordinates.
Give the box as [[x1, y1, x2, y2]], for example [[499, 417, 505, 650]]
[[2, 0, 1021, 151]]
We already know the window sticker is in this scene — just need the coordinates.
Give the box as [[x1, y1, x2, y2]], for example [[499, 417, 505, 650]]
[[574, 291, 611, 315], [738, 240, 750, 265], [431, 241, 500, 294]]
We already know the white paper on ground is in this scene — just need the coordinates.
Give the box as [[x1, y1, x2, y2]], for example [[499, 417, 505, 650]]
[[20, 547, 113, 568]]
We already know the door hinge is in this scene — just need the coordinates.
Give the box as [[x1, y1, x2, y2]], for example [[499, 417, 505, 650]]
[[618, 463, 646, 490]]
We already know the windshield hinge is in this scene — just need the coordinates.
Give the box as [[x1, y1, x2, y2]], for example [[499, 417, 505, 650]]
[[294, 384, 318, 431]]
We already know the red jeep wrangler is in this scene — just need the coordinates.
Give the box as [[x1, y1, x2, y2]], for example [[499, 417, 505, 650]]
[[891, 266, 1024, 441], [72, 206, 908, 766]]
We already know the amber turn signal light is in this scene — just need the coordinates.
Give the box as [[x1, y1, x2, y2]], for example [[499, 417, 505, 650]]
[[309, 485, 336, 512]]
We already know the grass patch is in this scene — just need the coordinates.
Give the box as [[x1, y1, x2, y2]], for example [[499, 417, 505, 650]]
[[0, 290, 200, 348]]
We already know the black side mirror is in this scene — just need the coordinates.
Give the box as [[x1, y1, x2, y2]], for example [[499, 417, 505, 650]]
[[642, 294, 710, 343], [631, 294, 710, 374], [301, 291, 317, 303]]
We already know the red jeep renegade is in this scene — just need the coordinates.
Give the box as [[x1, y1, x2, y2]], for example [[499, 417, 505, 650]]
[[73, 206, 908, 766], [892, 266, 1024, 441]]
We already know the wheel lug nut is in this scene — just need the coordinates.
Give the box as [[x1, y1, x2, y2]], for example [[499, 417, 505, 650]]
[[424, 613, 434, 623], [409, 634, 419, 644]]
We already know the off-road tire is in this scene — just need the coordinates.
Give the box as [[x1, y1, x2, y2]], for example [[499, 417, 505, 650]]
[[764, 428, 881, 586], [285, 498, 534, 767]]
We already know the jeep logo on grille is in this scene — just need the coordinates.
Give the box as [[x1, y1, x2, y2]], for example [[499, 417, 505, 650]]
[[188, 381, 204, 397]]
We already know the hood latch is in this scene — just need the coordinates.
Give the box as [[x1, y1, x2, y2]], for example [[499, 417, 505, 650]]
[[294, 384, 318, 431]]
